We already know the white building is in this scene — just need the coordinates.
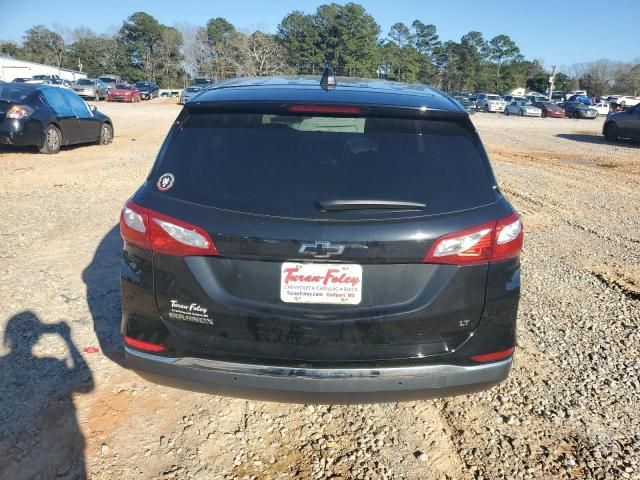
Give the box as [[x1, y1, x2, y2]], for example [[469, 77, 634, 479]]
[[0, 56, 87, 82]]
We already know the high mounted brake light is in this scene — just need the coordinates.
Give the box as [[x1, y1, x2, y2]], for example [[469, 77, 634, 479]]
[[423, 213, 523, 265], [288, 104, 363, 115], [120, 199, 218, 256]]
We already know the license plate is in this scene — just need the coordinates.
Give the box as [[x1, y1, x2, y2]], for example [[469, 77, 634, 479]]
[[280, 262, 362, 305]]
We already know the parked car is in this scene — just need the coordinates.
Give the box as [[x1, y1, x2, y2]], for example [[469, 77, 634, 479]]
[[603, 103, 640, 141], [532, 101, 566, 118], [468, 94, 478, 109], [454, 96, 476, 114], [11, 77, 31, 83], [502, 95, 529, 104], [135, 81, 159, 100], [119, 74, 523, 402], [179, 86, 203, 104], [561, 101, 598, 119], [570, 90, 588, 97], [525, 94, 547, 104], [590, 102, 611, 115], [504, 101, 542, 117], [72, 78, 108, 101], [30, 74, 62, 84], [0, 83, 113, 154], [551, 91, 566, 102], [107, 83, 141, 103], [191, 77, 216, 87], [614, 96, 640, 107], [98, 75, 122, 91], [476, 93, 507, 113], [567, 94, 593, 105]]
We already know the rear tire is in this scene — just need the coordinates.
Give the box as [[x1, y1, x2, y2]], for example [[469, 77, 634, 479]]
[[98, 123, 113, 145], [39, 124, 61, 154], [604, 123, 618, 141]]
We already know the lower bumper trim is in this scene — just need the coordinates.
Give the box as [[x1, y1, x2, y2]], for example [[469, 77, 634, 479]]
[[124, 346, 512, 403]]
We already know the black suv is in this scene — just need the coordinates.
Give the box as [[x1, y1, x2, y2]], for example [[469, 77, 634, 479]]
[[120, 74, 523, 402]]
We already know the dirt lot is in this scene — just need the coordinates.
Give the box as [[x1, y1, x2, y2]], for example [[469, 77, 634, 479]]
[[1, 101, 638, 480]]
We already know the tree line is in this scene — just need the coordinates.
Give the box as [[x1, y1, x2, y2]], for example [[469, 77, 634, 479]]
[[1, 3, 639, 96]]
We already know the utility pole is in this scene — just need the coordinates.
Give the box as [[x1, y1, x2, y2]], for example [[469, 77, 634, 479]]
[[548, 64, 556, 100]]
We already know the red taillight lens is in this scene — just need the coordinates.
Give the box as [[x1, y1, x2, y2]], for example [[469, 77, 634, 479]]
[[6, 104, 34, 119], [423, 213, 523, 265], [423, 221, 495, 265], [120, 200, 150, 249], [119, 199, 218, 256], [470, 347, 515, 363], [148, 209, 218, 256], [124, 336, 166, 352], [288, 104, 363, 115], [493, 212, 523, 261]]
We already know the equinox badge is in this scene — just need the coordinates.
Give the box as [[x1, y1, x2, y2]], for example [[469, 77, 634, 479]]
[[299, 241, 345, 258]]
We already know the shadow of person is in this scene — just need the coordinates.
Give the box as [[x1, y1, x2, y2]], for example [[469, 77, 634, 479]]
[[82, 225, 124, 365], [0, 311, 95, 480]]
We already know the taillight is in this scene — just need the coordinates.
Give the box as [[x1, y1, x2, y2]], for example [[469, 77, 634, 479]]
[[124, 336, 166, 352], [424, 221, 495, 265], [6, 105, 34, 119], [470, 347, 515, 363], [423, 213, 523, 265], [120, 201, 150, 249], [119, 199, 218, 256], [493, 213, 523, 261]]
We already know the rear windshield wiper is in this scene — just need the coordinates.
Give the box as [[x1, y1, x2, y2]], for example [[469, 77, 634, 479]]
[[318, 199, 426, 211]]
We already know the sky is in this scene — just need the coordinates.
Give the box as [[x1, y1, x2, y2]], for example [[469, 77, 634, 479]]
[[1, 0, 639, 67]]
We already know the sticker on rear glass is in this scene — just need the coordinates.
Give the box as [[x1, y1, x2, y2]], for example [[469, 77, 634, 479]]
[[157, 173, 175, 191], [168, 299, 214, 325]]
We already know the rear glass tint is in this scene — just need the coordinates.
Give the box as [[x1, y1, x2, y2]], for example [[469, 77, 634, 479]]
[[153, 113, 495, 219], [0, 85, 33, 102]]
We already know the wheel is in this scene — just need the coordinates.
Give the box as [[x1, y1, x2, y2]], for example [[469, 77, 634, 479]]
[[98, 123, 113, 145], [604, 123, 618, 141], [39, 124, 61, 154]]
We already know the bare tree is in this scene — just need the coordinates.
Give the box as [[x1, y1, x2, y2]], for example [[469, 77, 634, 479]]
[[230, 31, 288, 77]]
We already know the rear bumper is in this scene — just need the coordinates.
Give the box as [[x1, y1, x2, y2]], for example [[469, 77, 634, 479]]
[[124, 346, 512, 403]]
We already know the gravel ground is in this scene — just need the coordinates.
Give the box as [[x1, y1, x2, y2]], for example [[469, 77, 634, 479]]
[[0, 102, 638, 480]]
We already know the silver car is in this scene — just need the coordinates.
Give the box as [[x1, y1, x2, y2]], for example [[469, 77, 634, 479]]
[[72, 78, 108, 101], [505, 101, 542, 117], [179, 86, 204, 104]]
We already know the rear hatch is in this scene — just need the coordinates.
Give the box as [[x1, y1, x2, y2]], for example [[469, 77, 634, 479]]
[[140, 108, 503, 365]]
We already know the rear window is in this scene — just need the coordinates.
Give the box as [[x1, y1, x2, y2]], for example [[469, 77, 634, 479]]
[[152, 113, 495, 219], [0, 85, 33, 102]]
